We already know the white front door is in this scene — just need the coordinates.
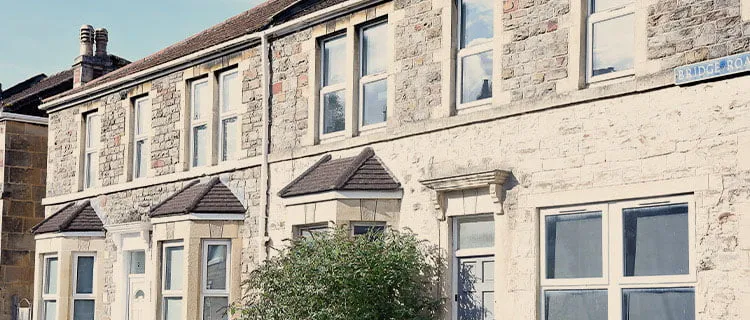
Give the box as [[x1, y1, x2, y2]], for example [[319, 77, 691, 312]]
[[457, 256, 495, 320], [127, 276, 147, 320]]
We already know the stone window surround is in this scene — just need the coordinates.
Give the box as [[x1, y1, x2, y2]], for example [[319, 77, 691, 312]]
[[178, 54, 250, 173], [539, 194, 697, 319], [454, 0, 497, 112], [79, 108, 101, 191], [33, 235, 106, 320], [744, 0, 750, 22], [121, 82, 153, 184], [71, 252, 97, 320], [131, 95, 152, 180], [559, 0, 655, 93], [151, 218, 243, 320], [306, 1, 395, 145]]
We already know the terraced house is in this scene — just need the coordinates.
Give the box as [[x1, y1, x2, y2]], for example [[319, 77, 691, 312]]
[[31, 0, 750, 319]]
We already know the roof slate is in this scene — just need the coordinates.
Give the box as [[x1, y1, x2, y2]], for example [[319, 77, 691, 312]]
[[31, 201, 105, 235], [150, 177, 246, 218], [1, 70, 73, 116], [279, 147, 401, 198]]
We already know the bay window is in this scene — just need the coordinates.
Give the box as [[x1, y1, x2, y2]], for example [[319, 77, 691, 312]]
[[83, 112, 100, 189], [41, 255, 58, 320], [72, 254, 96, 320], [457, 0, 494, 108], [190, 79, 210, 167], [319, 35, 347, 136], [587, 0, 635, 82], [162, 243, 184, 320], [202, 240, 231, 320], [219, 70, 240, 162], [359, 20, 389, 128], [540, 195, 696, 320], [133, 97, 151, 179]]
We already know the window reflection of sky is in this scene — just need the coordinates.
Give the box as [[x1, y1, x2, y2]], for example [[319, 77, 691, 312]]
[[592, 14, 634, 76], [461, 0, 494, 48], [462, 51, 493, 103]]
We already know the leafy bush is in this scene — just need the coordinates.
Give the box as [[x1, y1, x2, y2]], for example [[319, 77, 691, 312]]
[[232, 227, 444, 320]]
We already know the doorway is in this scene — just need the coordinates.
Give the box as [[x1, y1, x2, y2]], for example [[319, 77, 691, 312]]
[[453, 215, 495, 320], [126, 250, 147, 320]]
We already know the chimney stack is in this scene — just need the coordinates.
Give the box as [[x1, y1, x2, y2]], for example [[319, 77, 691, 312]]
[[94, 28, 108, 57], [79, 25, 94, 57]]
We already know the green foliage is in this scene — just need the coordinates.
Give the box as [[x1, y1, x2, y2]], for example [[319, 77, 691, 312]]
[[232, 227, 444, 320]]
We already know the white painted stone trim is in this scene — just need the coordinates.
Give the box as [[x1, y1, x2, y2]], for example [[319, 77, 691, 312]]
[[0, 112, 48, 125], [743, 0, 750, 22], [34, 231, 106, 240], [421, 169, 511, 219], [150, 213, 246, 224], [283, 190, 404, 206]]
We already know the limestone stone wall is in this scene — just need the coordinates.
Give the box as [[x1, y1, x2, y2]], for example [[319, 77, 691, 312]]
[[0, 121, 47, 320]]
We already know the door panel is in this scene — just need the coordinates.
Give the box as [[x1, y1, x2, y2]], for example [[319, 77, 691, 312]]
[[128, 276, 146, 320], [458, 256, 495, 320]]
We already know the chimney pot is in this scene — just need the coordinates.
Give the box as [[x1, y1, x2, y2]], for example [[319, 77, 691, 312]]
[[94, 28, 108, 57], [80, 25, 94, 56]]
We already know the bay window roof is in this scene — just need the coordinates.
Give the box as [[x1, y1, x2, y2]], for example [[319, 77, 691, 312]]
[[150, 177, 245, 217], [31, 200, 104, 235], [279, 147, 401, 198]]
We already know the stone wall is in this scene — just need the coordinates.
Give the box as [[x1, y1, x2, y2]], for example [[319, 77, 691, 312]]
[[269, 29, 311, 152], [150, 71, 184, 176], [0, 121, 47, 320], [648, 0, 750, 69]]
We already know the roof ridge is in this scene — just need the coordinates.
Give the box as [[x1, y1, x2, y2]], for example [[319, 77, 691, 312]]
[[149, 179, 200, 216], [30, 202, 75, 232], [333, 147, 375, 189], [59, 200, 91, 232], [185, 177, 221, 213], [278, 154, 332, 196]]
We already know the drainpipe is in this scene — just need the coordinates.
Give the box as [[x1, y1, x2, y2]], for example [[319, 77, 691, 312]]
[[259, 32, 272, 262]]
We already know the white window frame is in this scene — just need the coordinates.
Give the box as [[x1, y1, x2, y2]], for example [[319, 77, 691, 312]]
[[451, 214, 495, 320], [200, 240, 231, 320], [350, 221, 387, 236], [161, 242, 184, 320], [295, 223, 330, 239], [319, 34, 347, 139], [190, 78, 210, 168], [456, 0, 494, 110], [218, 69, 241, 162], [41, 254, 59, 320], [539, 194, 697, 320], [358, 20, 389, 131], [586, 0, 636, 83], [83, 112, 100, 189], [71, 253, 96, 320], [133, 97, 151, 179]]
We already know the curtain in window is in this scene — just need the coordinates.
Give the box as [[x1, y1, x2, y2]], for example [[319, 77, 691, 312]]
[[546, 212, 602, 279], [545, 290, 607, 320], [623, 204, 689, 276], [622, 288, 694, 320]]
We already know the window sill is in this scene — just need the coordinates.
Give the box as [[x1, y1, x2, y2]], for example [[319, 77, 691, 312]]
[[456, 99, 493, 115]]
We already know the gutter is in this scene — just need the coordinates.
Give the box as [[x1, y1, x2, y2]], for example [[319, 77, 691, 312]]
[[259, 32, 272, 261], [39, 0, 386, 113], [0, 112, 48, 126]]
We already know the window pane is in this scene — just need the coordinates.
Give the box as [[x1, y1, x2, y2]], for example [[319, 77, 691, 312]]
[[353, 224, 386, 236], [73, 300, 95, 320], [591, 14, 634, 77], [192, 125, 208, 167], [221, 117, 238, 161], [622, 288, 694, 320], [43, 301, 57, 320], [165, 246, 184, 291], [221, 71, 240, 112], [44, 258, 58, 295], [129, 251, 146, 275], [322, 36, 346, 86], [362, 22, 388, 76], [591, 0, 633, 13], [460, 0, 494, 48], [164, 297, 183, 320], [623, 203, 689, 277], [322, 90, 345, 134], [461, 51, 493, 104], [299, 226, 328, 239], [205, 244, 228, 290], [85, 152, 98, 188], [545, 290, 607, 320], [203, 297, 229, 320], [545, 212, 603, 279], [134, 140, 148, 178], [362, 79, 387, 126], [457, 215, 494, 249], [76, 256, 95, 294], [135, 99, 150, 135], [86, 114, 100, 149], [192, 81, 210, 120]]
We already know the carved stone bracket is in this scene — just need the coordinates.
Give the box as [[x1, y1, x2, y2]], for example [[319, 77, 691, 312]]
[[420, 170, 511, 220]]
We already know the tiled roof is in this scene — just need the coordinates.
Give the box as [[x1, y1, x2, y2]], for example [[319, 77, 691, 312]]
[[270, 0, 350, 24], [31, 201, 105, 235], [279, 147, 401, 198], [150, 177, 246, 218], [1, 70, 73, 116], [49, 0, 304, 101]]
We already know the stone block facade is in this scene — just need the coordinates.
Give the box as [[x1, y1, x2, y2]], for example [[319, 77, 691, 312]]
[[1, 121, 47, 320], [36, 0, 750, 319]]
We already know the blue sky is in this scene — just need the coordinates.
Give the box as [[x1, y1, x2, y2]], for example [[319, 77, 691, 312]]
[[0, 0, 264, 88]]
